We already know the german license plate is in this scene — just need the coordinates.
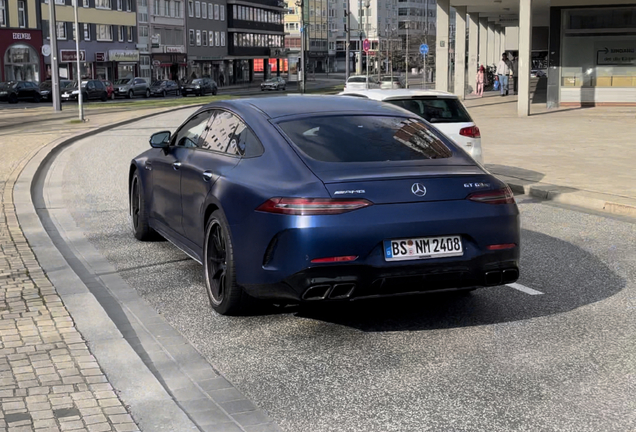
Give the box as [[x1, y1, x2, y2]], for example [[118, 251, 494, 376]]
[[384, 236, 463, 261]]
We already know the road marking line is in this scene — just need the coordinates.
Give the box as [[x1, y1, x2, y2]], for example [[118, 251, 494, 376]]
[[506, 283, 544, 295]]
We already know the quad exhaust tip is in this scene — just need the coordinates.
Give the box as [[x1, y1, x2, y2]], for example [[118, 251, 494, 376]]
[[485, 268, 519, 286], [302, 283, 356, 301]]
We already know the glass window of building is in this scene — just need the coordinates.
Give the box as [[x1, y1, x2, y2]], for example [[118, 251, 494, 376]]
[[175, 0, 180, 17], [195, 0, 200, 17], [0, 0, 6, 27], [214, 3, 218, 19], [202, 30, 207, 45], [207, 2, 212, 18], [221, 31, 225, 46], [127, 26, 133, 41], [4, 44, 40, 82], [188, 0, 193, 16], [18, 1, 25, 27], [215, 31, 219, 46], [202, 1, 206, 18], [220, 5, 224, 21], [56, 22, 66, 39], [164, 0, 169, 16], [189, 29, 194, 45], [196, 29, 201, 45], [209, 31, 213, 45], [117, 0, 122, 10]]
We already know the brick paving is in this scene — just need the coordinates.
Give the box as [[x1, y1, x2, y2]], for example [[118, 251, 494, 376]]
[[0, 108, 170, 432]]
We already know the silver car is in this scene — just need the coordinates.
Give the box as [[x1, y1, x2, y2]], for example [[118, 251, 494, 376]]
[[380, 76, 405, 89], [113, 77, 150, 99], [344, 75, 381, 91]]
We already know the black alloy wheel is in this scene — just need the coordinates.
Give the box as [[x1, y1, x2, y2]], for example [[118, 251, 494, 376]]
[[33, 94, 41, 103], [212, 87, 217, 95], [127, 90, 134, 99], [145, 89, 150, 98], [8, 94, 18, 104], [129, 172, 156, 241], [203, 211, 247, 315]]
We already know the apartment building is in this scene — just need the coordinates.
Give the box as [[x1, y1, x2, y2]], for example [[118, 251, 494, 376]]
[[226, 0, 285, 84], [40, 0, 138, 81], [144, 0, 186, 81], [0, 0, 44, 82], [185, 0, 228, 83]]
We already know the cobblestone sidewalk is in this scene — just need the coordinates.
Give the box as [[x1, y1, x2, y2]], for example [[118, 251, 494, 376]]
[[0, 109, 168, 432]]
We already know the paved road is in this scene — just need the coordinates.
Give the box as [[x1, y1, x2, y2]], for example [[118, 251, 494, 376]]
[[47, 110, 636, 432]]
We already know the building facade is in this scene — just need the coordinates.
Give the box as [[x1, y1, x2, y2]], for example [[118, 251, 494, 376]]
[[146, 0, 186, 81], [41, 0, 139, 81], [1, 0, 44, 82], [226, 0, 285, 84], [185, 0, 228, 83]]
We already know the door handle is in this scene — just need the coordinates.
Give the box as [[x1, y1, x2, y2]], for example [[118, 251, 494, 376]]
[[172, 161, 182, 170], [202, 171, 213, 182]]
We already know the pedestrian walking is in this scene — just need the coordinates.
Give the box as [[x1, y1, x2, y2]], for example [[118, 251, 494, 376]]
[[219, 74, 225, 87], [496, 53, 513, 96], [512, 55, 519, 94], [476, 65, 486, 97]]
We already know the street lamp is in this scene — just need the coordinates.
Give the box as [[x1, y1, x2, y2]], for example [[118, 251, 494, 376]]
[[405, 21, 409, 88], [295, 0, 305, 93], [364, 0, 370, 88], [73, 0, 84, 121], [345, 0, 351, 80]]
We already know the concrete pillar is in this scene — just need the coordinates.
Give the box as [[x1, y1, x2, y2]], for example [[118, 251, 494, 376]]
[[435, 0, 450, 92], [494, 26, 501, 62], [454, 7, 467, 98], [479, 17, 488, 68], [501, 29, 506, 56], [487, 22, 496, 66], [468, 13, 479, 93], [518, 0, 532, 116]]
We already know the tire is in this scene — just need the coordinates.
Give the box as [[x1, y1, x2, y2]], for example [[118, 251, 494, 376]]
[[282, 86, 286, 91], [110, 92, 115, 100], [82, 92, 89, 102], [8, 94, 18, 104], [261, 88, 264, 91], [100, 92, 107, 102], [129, 172, 156, 241], [203, 210, 248, 315], [212, 87, 217, 96], [163, 90, 167, 97], [145, 89, 150, 98], [127, 90, 133, 99], [33, 94, 41, 103]]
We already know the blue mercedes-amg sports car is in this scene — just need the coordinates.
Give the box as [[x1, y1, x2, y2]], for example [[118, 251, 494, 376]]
[[129, 96, 520, 315]]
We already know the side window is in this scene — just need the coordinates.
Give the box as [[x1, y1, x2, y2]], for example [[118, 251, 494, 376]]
[[201, 111, 241, 153], [95, 81, 104, 89], [87, 82, 95, 90], [174, 111, 212, 148], [232, 121, 263, 157]]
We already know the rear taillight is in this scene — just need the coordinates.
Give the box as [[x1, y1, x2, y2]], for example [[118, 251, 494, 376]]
[[467, 187, 515, 204], [311, 256, 358, 263], [256, 198, 373, 215], [459, 126, 481, 138]]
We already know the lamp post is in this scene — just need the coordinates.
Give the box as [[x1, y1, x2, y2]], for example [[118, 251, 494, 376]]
[[405, 21, 409, 88], [296, 0, 305, 93], [73, 0, 83, 121], [48, 0, 61, 111], [345, 0, 351, 80], [364, 0, 369, 88]]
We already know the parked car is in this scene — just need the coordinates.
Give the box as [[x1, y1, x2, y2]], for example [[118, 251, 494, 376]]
[[182, 78, 218, 96], [380, 76, 405, 89], [150, 80, 180, 97], [0, 81, 42, 103], [344, 75, 381, 91], [39, 79, 73, 102], [261, 77, 286, 91], [531, 69, 546, 78], [340, 89, 483, 164], [113, 77, 150, 99], [128, 96, 519, 315], [61, 80, 108, 102], [103, 80, 115, 100]]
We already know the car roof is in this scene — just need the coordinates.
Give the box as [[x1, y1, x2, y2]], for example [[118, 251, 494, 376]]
[[340, 89, 459, 100], [213, 95, 410, 119]]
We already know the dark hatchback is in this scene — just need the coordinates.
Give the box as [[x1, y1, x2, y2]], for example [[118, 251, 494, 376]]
[[39, 79, 73, 102], [129, 96, 520, 315], [182, 78, 218, 97], [0, 81, 42, 103], [150, 80, 180, 97], [61, 80, 108, 102]]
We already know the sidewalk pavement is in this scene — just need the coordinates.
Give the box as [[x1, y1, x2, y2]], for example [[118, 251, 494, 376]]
[[463, 94, 636, 217], [1, 107, 179, 432]]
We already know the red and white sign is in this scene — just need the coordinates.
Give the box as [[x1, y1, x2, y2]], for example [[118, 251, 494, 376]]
[[60, 50, 86, 62], [363, 38, 370, 53], [95, 52, 106, 62]]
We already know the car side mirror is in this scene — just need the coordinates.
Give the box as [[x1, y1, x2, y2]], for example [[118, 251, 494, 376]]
[[150, 131, 171, 148]]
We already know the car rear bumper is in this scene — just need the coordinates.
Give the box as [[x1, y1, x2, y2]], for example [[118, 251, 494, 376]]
[[232, 199, 520, 301]]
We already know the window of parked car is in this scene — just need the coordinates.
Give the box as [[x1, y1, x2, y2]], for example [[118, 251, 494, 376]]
[[385, 97, 473, 124], [278, 115, 453, 163], [174, 111, 211, 148]]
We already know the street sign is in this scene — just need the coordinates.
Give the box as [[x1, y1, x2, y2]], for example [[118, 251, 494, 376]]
[[363, 39, 370, 53], [420, 44, 429, 56]]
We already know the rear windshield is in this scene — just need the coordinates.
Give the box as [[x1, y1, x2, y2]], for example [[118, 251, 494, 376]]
[[278, 116, 453, 163], [347, 77, 366, 83], [385, 97, 472, 123]]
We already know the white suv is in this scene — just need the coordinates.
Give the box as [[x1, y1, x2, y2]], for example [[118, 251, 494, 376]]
[[344, 75, 381, 91], [340, 89, 483, 164]]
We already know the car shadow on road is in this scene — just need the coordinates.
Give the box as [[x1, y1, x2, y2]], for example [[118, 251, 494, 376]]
[[293, 229, 625, 332]]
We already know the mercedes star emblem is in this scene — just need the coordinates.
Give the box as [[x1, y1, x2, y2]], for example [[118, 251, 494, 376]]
[[411, 183, 427, 197]]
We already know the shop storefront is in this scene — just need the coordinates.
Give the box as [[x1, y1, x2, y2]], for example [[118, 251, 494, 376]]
[[553, 5, 636, 106], [0, 30, 43, 82], [109, 50, 140, 79], [58, 49, 93, 80], [94, 52, 114, 81], [151, 52, 187, 82]]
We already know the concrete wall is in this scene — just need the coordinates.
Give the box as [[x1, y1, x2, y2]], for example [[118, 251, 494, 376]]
[[505, 26, 518, 51]]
